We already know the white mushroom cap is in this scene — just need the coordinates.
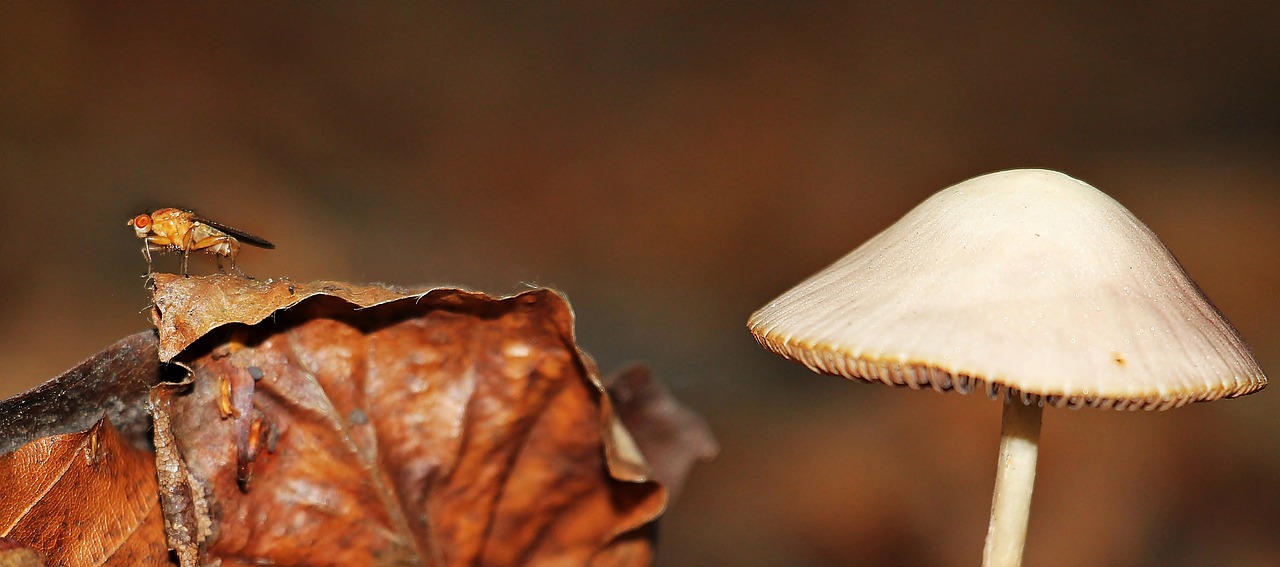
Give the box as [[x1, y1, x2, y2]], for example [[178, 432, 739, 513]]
[[749, 169, 1266, 410]]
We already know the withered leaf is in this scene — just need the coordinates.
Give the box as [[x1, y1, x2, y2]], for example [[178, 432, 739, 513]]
[[607, 365, 719, 502], [149, 386, 209, 567], [0, 419, 169, 566], [151, 275, 668, 566], [149, 274, 416, 362], [0, 331, 163, 455]]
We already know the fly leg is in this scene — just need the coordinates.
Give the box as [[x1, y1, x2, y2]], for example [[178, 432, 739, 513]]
[[140, 245, 158, 289], [214, 252, 250, 278], [139, 238, 170, 288], [141, 236, 171, 275], [228, 251, 251, 279], [140, 243, 153, 273], [193, 234, 250, 279]]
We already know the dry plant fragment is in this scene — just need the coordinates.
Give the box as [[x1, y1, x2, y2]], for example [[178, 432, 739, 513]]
[[149, 275, 680, 566], [0, 419, 169, 566], [150, 386, 210, 567], [0, 331, 161, 455], [0, 274, 712, 567], [607, 365, 719, 502], [147, 274, 408, 361], [0, 333, 169, 565]]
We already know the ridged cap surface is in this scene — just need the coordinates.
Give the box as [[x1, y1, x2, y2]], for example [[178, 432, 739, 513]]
[[749, 169, 1266, 410]]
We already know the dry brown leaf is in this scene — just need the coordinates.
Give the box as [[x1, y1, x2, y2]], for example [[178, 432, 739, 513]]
[[0, 332, 170, 565], [149, 385, 209, 567], [0, 331, 162, 455], [0, 273, 712, 567], [0, 419, 170, 566], [149, 274, 669, 566], [607, 365, 719, 502], [149, 274, 420, 362]]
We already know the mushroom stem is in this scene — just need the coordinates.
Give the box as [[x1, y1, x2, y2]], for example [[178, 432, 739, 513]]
[[982, 399, 1043, 567]]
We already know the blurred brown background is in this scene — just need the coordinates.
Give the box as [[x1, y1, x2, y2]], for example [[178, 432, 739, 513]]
[[2, 4, 1278, 566]]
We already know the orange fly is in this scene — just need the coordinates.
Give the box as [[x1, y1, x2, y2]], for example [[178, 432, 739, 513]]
[[127, 208, 275, 277]]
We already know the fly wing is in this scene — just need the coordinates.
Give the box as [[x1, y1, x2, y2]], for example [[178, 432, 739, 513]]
[[190, 214, 276, 249]]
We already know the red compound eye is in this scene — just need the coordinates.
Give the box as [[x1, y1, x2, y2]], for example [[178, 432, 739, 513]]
[[132, 214, 151, 228]]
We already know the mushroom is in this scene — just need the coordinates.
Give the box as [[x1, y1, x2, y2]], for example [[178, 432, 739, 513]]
[[747, 169, 1266, 567]]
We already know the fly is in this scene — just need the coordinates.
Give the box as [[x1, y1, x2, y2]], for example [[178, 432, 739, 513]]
[[127, 208, 275, 277]]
